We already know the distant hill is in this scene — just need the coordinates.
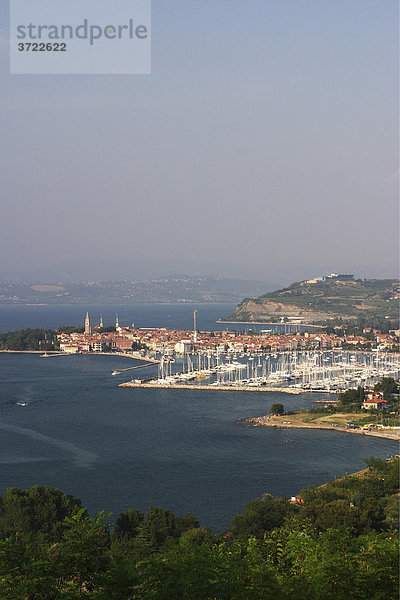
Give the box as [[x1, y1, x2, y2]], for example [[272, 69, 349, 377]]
[[225, 278, 400, 323], [0, 276, 272, 305]]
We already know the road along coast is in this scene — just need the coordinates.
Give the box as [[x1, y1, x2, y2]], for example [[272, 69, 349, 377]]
[[243, 414, 400, 441]]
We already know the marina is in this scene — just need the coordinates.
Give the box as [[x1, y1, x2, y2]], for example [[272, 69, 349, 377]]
[[122, 350, 400, 394]]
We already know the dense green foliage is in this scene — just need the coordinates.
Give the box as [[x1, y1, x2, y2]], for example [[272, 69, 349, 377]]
[[0, 329, 59, 351], [374, 377, 399, 398], [0, 326, 146, 353], [0, 486, 82, 540], [334, 378, 399, 416], [58, 326, 85, 334], [270, 403, 285, 415], [0, 459, 398, 599], [338, 386, 365, 407]]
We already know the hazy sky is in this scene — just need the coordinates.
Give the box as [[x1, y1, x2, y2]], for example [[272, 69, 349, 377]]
[[0, 0, 398, 283]]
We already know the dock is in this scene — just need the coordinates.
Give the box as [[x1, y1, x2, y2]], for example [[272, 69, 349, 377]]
[[119, 382, 305, 394], [103, 352, 159, 364]]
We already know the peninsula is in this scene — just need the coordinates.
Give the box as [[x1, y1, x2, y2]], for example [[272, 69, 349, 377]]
[[245, 413, 400, 441], [243, 377, 400, 441], [225, 274, 399, 323]]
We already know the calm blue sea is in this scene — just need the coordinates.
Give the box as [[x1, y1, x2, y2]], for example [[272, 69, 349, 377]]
[[0, 303, 236, 333], [0, 303, 311, 334], [0, 304, 396, 531]]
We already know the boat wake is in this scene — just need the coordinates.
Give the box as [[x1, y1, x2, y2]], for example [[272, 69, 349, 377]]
[[0, 422, 97, 469]]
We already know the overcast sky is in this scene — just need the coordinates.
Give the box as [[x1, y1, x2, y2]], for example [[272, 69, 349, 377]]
[[0, 0, 398, 284]]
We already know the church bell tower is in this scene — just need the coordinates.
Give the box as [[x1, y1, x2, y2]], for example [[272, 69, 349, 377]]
[[84, 312, 91, 335]]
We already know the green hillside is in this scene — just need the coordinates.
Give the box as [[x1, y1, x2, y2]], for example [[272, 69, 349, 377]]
[[226, 278, 399, 323]]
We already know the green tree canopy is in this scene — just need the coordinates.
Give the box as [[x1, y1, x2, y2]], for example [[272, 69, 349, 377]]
[[114, 508, 144, 538], [270, 403, 285, 415], [0, 486, 82, 541], [230, 495, 293, 540], [374, 377, 399, 397]]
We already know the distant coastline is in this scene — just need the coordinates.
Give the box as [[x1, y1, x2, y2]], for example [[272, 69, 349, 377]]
[[217, 320, 322, 328]]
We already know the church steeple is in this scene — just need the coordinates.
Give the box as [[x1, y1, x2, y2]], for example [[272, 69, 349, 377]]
[[116, 313, 120, 330], [84, 312, 91, 335], [100, 314, 104, 328]]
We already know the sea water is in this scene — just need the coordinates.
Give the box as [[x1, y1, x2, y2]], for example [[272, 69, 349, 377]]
[[0, 351, 395, 531]]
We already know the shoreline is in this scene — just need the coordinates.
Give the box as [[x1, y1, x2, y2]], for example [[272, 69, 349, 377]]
[[243, 415, 400, 441], [216, 320, 321, 328], [0, 350, 59, 354]]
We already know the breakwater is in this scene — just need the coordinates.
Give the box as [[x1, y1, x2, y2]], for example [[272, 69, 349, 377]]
[[119, 381, 304, 394], [103, 352, 159, 364]]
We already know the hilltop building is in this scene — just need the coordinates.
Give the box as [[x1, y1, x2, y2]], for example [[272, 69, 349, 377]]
[[306, 273, 354, 284], [327, 273, 354, 281]]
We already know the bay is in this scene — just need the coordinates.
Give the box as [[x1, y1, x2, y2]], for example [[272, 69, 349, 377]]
[[0, 303, 396, 532], [0, 303, 236, 333], [0, 303, 313, 334], [0, 355, 395, 532]]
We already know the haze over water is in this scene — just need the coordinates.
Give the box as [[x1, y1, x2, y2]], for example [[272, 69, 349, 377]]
[[0, 1, 398, 283]]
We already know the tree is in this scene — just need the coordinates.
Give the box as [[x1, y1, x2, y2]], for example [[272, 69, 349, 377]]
[[114, 508, 144, 539], [138, 539, 282, 600], [0, 329, 58, 351], [174, 513, 200, 536], [374, 377, 399, 398], [57, 508, 111, 596], [0, 486, 82, 541], [137, 507, 177, 549], [338, 386, 364, 406], [58, 326, 85, 334], [0, 532, 58, 600], [271, 403, 285, 415], [230, 495, 293, 540], [180, 527, 212, 547]]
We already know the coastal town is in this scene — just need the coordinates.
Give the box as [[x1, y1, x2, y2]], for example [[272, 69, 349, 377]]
[[43, 310, 398, 397], [58, 311, 400, 356]]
